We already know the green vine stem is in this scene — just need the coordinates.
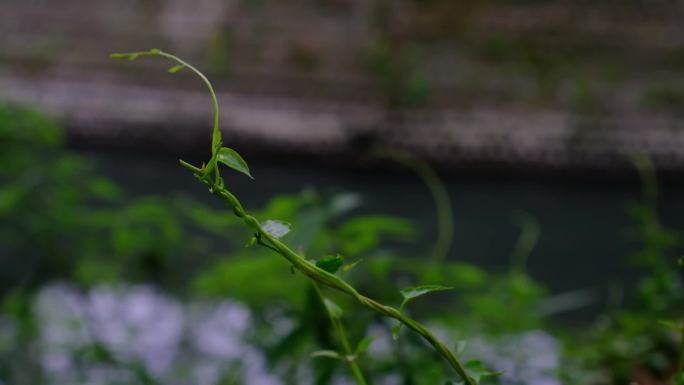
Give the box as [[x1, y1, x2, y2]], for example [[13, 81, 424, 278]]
[[312, 283, 369, 385], [200, 177, 474, 384], [111, 49, 476, 385], [110, 49, 223, 179], [510, 211, 540, 274], [374, 148, 454, 264]]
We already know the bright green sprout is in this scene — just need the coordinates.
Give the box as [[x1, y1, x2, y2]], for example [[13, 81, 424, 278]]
[[111, 48, 489, 385]]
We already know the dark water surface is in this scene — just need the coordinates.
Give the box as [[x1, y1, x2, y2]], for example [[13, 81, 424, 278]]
[[91, 149, 684, 317]]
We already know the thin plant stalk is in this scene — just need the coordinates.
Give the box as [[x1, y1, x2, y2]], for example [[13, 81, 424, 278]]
[[510, 211, 540, 274], [312, 283, 369, 385], [374, 148, 454, 264]]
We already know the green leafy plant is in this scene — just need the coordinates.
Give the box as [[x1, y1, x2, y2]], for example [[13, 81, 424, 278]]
[[564, 154, 684, 384], [111, 48, 495, 385], [673, 256, 684, 385]]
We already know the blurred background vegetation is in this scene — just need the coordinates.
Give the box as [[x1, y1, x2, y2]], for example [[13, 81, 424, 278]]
[[1, 1, 684, 384]]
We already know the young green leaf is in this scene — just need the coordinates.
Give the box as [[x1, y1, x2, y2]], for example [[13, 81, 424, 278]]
[[355, 336, 374, 354], [316, 254, 344, 274], [392, 284, 455, 339], [217, 147, 253, 179], [391, 324, 402, 340], [168, 64, 185, 73], [311, 350, 342, 360], [341, 259, 363, 273], [454, 340, 468, 356], [262, 220, 291, 239], [323, 298, 343, 318], [399, 284, 454, 311], [110, 52, 138, 60], [245, 235, 257, 248], [464, 360, 502, 384]]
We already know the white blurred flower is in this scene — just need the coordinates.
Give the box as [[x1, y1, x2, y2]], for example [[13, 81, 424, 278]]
[[31, 283, 290, 385], [0, 316, 18, 353], [365, 323, 393, 358], [466, 330, 561, 385], [379, 374, 402, 385], [242, 347, 282, 385], [191, 300, 250, 360], [330, 375, 355, 385], [35, 284, 89, 378], [87, 285, 184, 375]]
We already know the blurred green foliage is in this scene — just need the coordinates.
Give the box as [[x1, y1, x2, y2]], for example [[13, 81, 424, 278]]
[[641, 82, 684, 113], [0, 104, 683, 384], [364, 42, 430, 108]]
